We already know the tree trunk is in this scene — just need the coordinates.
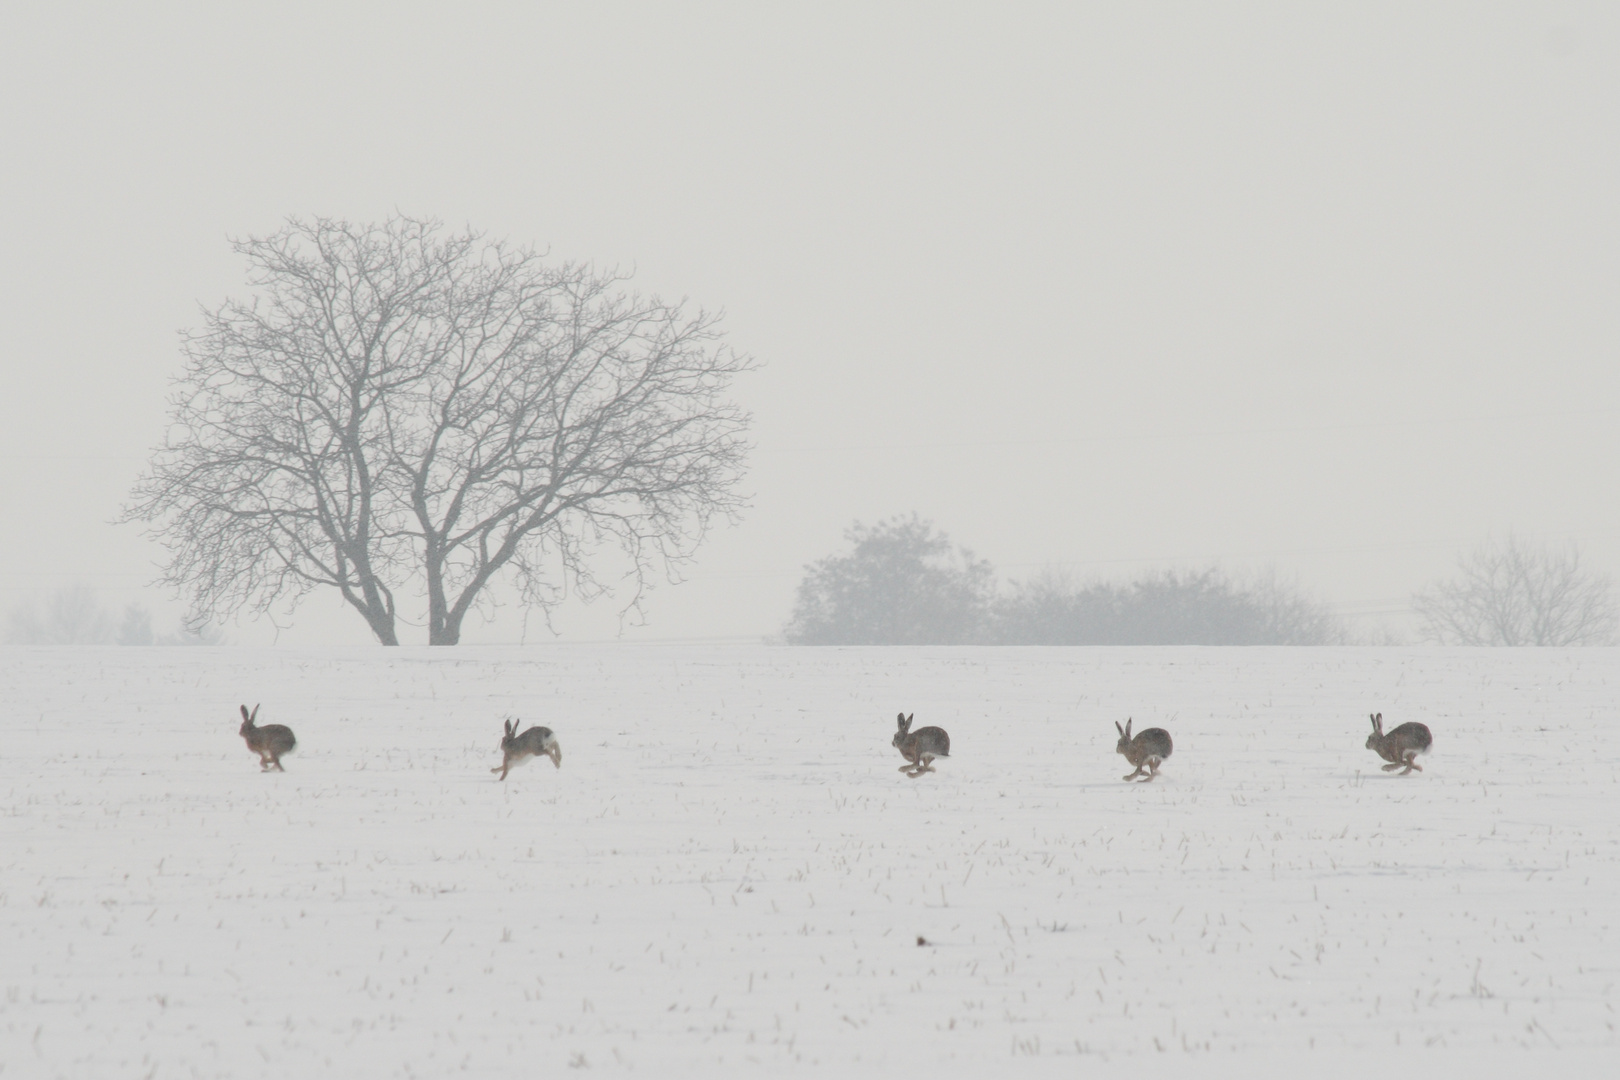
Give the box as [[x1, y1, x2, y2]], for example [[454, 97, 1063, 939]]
[[369, 614, 401, 646], [340, 589, 399, 645]]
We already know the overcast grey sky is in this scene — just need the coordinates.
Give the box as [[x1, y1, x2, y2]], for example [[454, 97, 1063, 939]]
[[2, 3, 1616, 644]]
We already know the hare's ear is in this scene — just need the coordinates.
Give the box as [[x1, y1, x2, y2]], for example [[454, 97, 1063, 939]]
[[1370, 713, 1381, 734], [895, 712, 908, 733], [240, 704, 251, 722], [1124, 718, 1133, 740], [504, 718, 514, 737], [249, 704, 259, 723], [1115, 720, 1124, 737]]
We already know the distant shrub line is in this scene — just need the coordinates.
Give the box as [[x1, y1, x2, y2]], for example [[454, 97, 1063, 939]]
[[782, 516, 1345, 646], [785, 518, 1619, 647]]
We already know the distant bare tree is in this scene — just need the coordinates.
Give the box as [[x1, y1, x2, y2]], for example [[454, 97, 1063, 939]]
[[126, 215, 752, 645], [1412, 535, 1617, 646], [5, 585, 115, 645], [783, 516, 994, 644], [4, 586, 223, 645]]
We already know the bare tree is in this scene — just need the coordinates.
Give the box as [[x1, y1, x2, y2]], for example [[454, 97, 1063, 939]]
[[4, 586, 223, 645], [5, 584, 115, 645], [126, 216, 752, 645], [1412, 535, 1617, 646]]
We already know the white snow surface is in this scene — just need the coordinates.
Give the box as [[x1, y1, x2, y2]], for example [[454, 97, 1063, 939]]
[[2, 646, 1618, 1078]]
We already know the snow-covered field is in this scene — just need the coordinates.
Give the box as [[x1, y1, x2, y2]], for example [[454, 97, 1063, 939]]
[[2, 646, 1618, 1078]]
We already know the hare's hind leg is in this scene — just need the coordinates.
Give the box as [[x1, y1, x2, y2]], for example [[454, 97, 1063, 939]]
[[1143, 756, 1162, 781], [1400, 751, 1422, 775]]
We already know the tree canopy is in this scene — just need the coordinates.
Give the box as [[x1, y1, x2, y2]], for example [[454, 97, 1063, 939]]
[[782, 516, 994, 645]]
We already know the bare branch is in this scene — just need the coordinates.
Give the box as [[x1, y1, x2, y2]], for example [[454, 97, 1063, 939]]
[[1412, 535, 1617, 646]]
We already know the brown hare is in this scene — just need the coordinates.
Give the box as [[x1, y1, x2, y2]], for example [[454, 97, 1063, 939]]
[[239, 704, 296, 772], [1115, 718, 1172, 782], [493, 718, 561, 781], [1365, 712, 1432, 775], [893, 712, 950, 778]]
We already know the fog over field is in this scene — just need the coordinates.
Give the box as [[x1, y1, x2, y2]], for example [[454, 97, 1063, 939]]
[[3, 4, 1619, 645], [3, 646, 1617, 1076]]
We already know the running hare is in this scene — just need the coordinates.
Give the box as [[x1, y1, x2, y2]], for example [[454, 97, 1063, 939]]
[[1115, 718, 1172, 782], [1365, 712, 1431, 775], [239, 704, 296, 772], [493, 718, 561, 781], [893, 712, 950, 777]]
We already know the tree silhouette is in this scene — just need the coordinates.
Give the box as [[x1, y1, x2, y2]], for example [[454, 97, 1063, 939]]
[[127, 216, 751, 644]]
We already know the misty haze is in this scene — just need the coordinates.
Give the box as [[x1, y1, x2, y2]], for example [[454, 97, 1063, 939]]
[[2, 4, 1617, 1076]]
